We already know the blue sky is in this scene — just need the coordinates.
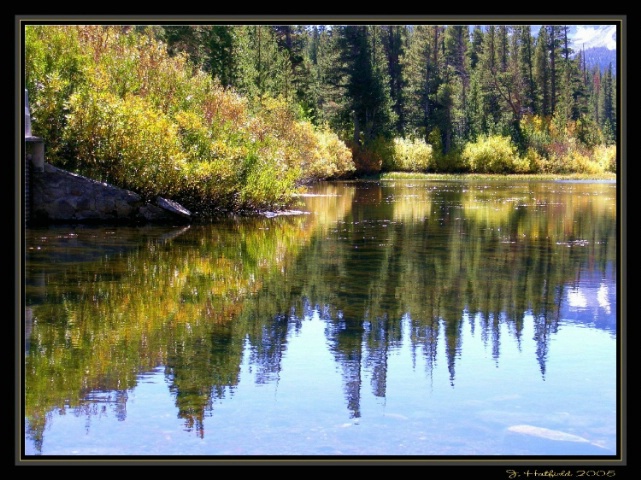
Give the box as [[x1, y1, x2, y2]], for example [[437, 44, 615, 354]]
[[520, 25, 616, 51], [570, 25, 616, 50]]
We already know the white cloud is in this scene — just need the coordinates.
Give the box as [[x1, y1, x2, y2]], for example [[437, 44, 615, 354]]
[[570, 25, 616, 51]]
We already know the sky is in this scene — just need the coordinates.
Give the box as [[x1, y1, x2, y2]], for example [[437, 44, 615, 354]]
[[570, 25, 617, 51]]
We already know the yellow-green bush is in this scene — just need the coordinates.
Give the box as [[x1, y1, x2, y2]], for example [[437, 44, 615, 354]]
[[26, 25, 359, 215], [566, 149, 603, 174], [25, 25, 90, 165], [64, 89, 186, 200], [593, 145, 617, 173], [523, 147, 547, 173], [461, 134, 525, 173], [383, 137, 433, 172], [239, 153, 301, 210], [307, 126, 355, 180]]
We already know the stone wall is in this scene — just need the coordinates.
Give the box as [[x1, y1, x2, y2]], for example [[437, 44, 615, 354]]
[[29, 162, 191, 225]]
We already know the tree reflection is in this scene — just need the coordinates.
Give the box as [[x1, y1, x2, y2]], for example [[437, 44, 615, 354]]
[[24, 180, 617, 450]]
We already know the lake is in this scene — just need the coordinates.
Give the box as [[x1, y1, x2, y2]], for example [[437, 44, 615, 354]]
[[22, 178, 620, 459]]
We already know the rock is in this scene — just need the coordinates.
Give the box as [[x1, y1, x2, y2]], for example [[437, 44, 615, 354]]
[[30, 163, 191, 224], [155, 197, 191, 219]]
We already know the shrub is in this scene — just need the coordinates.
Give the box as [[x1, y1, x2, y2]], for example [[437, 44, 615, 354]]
[[25, 25, 357, 215], [25, 25, 90, 166], [383, 137, 433, 172], [239, 153, 301, 211], [305, 126, 355, 181], [461, 135, 522, 173], [592, 145, 617, 173], [348, 141, 383, 174], [64, 89, 186, 200]]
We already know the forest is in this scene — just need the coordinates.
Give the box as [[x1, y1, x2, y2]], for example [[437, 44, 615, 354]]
[[24, 24, 617, 216]]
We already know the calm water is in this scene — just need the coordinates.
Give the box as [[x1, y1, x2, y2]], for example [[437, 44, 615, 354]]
[[22, 178, 619, 458]]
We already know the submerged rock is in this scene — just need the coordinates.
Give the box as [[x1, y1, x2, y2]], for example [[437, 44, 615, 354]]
[[507, 424, 590, 443]]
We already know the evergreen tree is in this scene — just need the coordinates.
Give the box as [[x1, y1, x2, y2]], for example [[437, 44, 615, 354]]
[[534, 26, 551, 116], [401, 25, 444, 143], [381, 25, 408, 136], [272, 25, 313, 109], [469, 25, 484, 70], [232, 25, 293, 104], [306, 25, 346, 129], [161, 26, 236, 87], [476, 25, 503, 133], [600, 62, 616, 144], [336, 25, 396, 146], [547, 25, 564, 114], [444, 25, 471, 146], [516, 25, 537, 115]]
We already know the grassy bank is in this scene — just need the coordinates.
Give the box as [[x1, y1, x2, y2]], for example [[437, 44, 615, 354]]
[[371, 172, 617, 182]]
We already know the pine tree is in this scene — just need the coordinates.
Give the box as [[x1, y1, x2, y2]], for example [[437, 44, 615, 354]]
[[306, 25, 346, 129], [381, 25, 408, 136], [516, 25, 536, 115], [401, 25, 444, 143], [547, 25, 565, 115], [336, 25, 396, 146], [600, 62, 616, 144], [161, 26, 236, 87], [534, 26, 551, 116], [444, 25, 471, 146]]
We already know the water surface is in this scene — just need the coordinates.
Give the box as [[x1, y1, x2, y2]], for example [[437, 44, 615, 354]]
[[23, 178, 619, 457]]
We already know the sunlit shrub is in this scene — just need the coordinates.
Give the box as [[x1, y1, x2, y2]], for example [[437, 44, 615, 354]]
[[308, 126, 355, 180], [520, 114, 552, 158], [592, 145, 617, 173], [523, 148, 547, 173], [461, 134, 522, 173], [177, 160, 241, 214], [566, 149, 603, 174], [64, 89, 186, 199], [383, 137, 433, 172], [25, 25, 90, 166], [239, 153, 301, 211]]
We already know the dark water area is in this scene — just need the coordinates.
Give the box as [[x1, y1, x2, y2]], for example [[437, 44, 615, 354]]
[[22, 178, 619, 458]]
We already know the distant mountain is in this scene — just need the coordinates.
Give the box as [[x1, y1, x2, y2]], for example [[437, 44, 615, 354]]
[[576, 46, 617, 74], [568, 25, 616, 74], [467, 24, 617, 74]]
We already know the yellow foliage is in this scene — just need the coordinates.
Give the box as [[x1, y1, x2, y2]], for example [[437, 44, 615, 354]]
[[386, 137, 433, 172], [461, 135, 521, 173]]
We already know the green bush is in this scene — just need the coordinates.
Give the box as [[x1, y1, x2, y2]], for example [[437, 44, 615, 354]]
[[64, 89, 186, 200], [383, 137, 433, 172], [461, 134, 526, 173], [239, 153, 301, 211], [25, 25, 360, 215], [306, 126, 355, 180], [25, 25, 89, 166]]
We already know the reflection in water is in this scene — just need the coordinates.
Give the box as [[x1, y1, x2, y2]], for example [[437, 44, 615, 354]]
[[23, 179, 618, 455]]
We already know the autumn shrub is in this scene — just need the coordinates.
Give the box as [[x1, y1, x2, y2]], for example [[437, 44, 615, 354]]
[[383, 137, 434, 172], [593, 145, 617, 173], [566, 149, 603, 174], [523, 148, 547, 173], [307, 126, 355, 180], [461, 134, 527, 173], [239, 151, 301, 211], [25, 25, 90, 166], [520, 114, 552, 159], [25, 25, 359, 214], [348, 141, 383, 174], [64, 89, 186, 200]]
